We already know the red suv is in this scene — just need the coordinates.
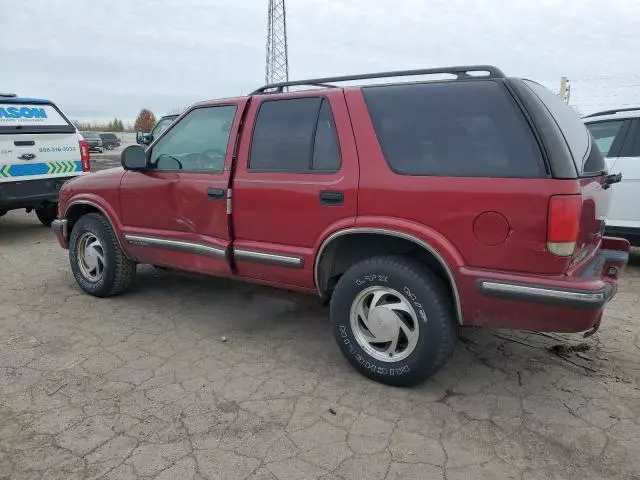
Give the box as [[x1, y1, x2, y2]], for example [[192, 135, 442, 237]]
[[52, 66, 629, 386]]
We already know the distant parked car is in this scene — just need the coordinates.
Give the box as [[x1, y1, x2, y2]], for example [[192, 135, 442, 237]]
[[136, 114, 178, 146], [80, 132, 103, 153], [584, 107, 640, 246], [99, 133, 120, 150]]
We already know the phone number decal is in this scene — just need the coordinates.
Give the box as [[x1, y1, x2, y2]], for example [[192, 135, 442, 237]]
[[39, 146, 77, 153]]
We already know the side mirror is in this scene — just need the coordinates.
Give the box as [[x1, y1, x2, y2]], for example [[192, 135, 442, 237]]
[[121, 145, 148, 171], [136, 130, 151, 145]]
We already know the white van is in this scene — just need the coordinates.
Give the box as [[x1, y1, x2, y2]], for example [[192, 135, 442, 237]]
[[0, 94, 90, 225]]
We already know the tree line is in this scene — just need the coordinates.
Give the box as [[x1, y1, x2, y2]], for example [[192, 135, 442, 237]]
[[71, 107, 185, 133]]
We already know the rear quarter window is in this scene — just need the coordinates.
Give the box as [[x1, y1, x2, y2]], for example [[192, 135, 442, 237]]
[[362, 80, 544, 177], [523, 80, 604, 174]]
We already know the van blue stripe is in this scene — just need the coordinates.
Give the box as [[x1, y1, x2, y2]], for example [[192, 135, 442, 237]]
[[0, 161, 83, 178]]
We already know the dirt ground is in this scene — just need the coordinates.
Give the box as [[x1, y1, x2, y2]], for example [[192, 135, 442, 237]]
[[1, 207, 639, 480]]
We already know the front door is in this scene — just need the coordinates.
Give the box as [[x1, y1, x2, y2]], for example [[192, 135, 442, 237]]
[[586, 118, 638, 230], [231, 91, 359, 290], [121, 102, 245, 276], [609, 119, 640, 229]]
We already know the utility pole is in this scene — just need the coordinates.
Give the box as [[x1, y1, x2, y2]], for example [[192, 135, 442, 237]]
[[559, 76, 571, 104], [265, 0, 289, 85]]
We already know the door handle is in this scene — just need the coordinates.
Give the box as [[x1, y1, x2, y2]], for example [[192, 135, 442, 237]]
[[319, 190, 344, 205], [207, 188, 225, 199]]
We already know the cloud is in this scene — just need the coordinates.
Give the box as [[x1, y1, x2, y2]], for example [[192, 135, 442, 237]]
[[2, 0, 638, 121]]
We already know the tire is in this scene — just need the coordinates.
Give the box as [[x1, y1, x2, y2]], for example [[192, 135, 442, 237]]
[[35, 202, 58, 226], [69, 213, 136, 297], [330, 255, 457, 387], [106, 144, 114, 150]]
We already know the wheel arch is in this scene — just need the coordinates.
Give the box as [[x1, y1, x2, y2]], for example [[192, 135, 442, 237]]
[[64, 200, 131, 259], [314, 227, 463, 324]]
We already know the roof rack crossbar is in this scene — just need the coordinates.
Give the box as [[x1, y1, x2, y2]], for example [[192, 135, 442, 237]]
[[583, 107, 640, 118], [0, 93, 18, 98], [252, 65, 505, 94]]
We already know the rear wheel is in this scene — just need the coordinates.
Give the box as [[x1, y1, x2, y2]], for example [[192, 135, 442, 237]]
[[330, 255, 457, 386], [35, 202, 58, 226], [69, 213, 136, 297], [106, 144, 114, 150]]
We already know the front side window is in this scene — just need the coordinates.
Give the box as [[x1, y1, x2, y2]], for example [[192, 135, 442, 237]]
[[249, 97, 341, 172], [624, 122, 640, 157], [151, 106, 236, 173], [586, 120, 625, 157]]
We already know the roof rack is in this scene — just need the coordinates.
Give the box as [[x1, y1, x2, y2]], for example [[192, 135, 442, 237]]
[[252, 65, 506, 94], [583, 107, 640, 118], [0, 93, 17, 98]]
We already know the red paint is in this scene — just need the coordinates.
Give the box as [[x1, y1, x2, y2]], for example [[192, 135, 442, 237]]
[[56, 87, 630, 334], [473, 212, 509, 246]]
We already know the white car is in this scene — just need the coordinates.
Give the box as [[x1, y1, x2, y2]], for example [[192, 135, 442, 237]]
[[0, 93, 90, 225], [584, 108, 640, 246]]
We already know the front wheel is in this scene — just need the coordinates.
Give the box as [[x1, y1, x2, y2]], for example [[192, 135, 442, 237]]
[[35, 202, 58, 226], [69, 213, 136, 297], [330, 256, 457, 386]]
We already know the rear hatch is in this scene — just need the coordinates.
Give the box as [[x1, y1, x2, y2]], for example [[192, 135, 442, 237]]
[[0, 99, 84, 182], [514, 80, 611, 272]]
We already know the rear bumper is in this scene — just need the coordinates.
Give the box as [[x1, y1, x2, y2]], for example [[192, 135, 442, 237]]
[[0, 177, 74, 211], [52, 218, 69, 249], [459, 237, 630, 333], [478, 279, 613, 308]]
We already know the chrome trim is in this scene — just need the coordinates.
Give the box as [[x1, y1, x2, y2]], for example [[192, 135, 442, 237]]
[[235, 176, 344, 186], [314, 228, 463, 324], [226, 188, 232, 215], [52, 219, 68, 238], [233, 248, 303, 268], [125, 235, 225, 259], [480, 281, 605, 303], [66, 200, 131, 259]]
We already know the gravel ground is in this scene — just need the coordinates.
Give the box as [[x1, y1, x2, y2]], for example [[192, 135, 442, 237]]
[[1, 203, 639, 479]]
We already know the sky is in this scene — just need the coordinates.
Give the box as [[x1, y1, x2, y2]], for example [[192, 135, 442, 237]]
[[1, 0, 639, 124]]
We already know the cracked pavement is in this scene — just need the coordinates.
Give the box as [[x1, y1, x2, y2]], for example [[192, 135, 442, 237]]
[[1, 210, 639, 480]]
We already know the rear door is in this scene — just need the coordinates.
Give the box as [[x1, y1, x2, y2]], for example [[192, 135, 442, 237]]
[[0, 101, 82, 183], [231, 91, 359, 289]]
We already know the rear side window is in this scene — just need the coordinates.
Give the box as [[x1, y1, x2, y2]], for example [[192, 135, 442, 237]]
[[523, 80, 603, 173], [363, 81, 544, 177], [250, 97, 341, 172], [0, 102, 75, 134]]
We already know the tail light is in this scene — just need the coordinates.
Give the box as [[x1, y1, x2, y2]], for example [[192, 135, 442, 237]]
[[79, 139, 91, 172], [547, 195, 581, 256]]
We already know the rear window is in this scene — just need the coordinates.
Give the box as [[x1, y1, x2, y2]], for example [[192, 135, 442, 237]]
[[0, 102, 75, 134], [363, 81, 544, 177], [523, 80, 603, 173]]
